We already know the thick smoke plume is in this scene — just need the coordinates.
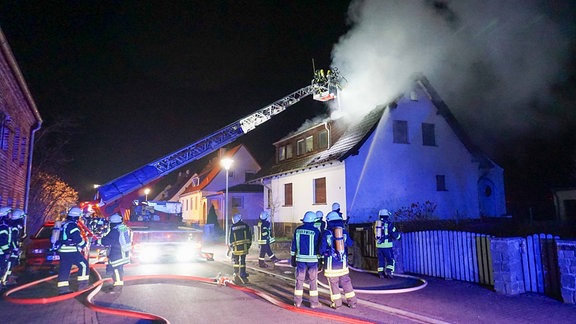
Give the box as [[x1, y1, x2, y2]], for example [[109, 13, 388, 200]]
[[331, 0, 574, 154]]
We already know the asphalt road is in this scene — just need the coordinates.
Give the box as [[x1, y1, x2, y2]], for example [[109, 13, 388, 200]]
[[1, 249, 419, 324]]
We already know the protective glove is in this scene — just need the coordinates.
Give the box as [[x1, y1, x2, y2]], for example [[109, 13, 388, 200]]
[[290, 255, 296, 267], [226, 246, 231, 257], [317, 258, 324, 272]]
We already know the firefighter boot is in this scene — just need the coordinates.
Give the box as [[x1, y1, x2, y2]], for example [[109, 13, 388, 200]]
[[259, 260, 269, 268], [271, 255, 281, 263], [378, 272, 385, 279]]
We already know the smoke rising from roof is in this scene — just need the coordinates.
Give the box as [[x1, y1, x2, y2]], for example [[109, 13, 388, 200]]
[[330, 0, 574, 153]]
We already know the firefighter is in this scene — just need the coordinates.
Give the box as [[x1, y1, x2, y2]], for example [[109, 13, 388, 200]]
[[374, 209, 401, 279], [291, 211, 321, 308], [4, 208, 26, 285], [229, 213, 252, 284], [332, 202, 343, 218], [320, 211, 358, 309], [100, 213, 131, 293], [314, 210, 326, 232], [0, 207, 12, 289], [313, 210, 326, 271], [57, 206, 90, 295], [257, 209, 279, 268]]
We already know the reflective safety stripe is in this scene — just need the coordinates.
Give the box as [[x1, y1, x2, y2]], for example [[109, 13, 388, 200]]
[[78, 275, 90, 281], [324, 267, 349, 278], [113, 281, 124, 286], [309, 290, 318, 297], [294, 289, 303, 296], [57, 281, 69, 287], [331, 293, 342, 301], [58, 246, 79, 252], [345, 291, 356, 299]]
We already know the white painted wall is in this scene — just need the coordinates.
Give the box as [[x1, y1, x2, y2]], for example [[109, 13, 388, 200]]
[[346, 87, 484, 222], [267, 161, 346, 224]]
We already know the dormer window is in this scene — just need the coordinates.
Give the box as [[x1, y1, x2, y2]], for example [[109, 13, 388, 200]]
[[318, 129, 328, 149]]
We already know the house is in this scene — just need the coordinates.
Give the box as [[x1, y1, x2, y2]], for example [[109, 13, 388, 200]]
[[254, 76, 506, 233], [0, 28, 42, 211], [162, 144, 263, 228], [552, 188, 576, 221]]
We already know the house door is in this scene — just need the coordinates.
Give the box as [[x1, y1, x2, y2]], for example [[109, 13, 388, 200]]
[[478, 177, 496, 217]]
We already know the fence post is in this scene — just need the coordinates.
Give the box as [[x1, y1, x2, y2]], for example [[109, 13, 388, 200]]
[[556, 240, 576, 304], [491, 237, 525, 295]]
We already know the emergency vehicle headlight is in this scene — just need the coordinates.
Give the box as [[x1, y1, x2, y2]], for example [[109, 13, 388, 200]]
[[176, 243, 199, 262], [139, 245, 161, 263], [31, 248, 45, 254]]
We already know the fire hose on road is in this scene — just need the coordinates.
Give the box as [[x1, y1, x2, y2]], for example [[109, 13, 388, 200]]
[[2, 264, 375, 324]]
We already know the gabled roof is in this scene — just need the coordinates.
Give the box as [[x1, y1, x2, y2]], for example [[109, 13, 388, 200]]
[[254, 75, 494, 180], [181, 145, 242, 194]]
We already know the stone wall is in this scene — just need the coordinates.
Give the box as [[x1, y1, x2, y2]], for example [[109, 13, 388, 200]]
[[491, 237, 525, 295], [557, 240, 576, 304]]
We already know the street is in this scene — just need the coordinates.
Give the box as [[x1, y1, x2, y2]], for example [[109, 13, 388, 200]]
[[0, 246, 418, 324]]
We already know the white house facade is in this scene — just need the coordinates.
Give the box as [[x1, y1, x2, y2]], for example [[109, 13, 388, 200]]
[[256, 76, 507, 230]]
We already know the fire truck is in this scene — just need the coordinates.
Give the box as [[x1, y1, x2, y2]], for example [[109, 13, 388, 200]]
[[89, 68, 343, 262]]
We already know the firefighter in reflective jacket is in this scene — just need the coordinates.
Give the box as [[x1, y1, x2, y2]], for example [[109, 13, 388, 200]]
[[257, 210, 279, 268], [290, 211, 321, 308], [374, 209, 401, 279], [229, 213, 252, 284], [319, 211, 358, 309], [3, 208, 26, 285], [0, 207, 12, 289], [57, 206, 90, 295], [100, 213, 131, 293]]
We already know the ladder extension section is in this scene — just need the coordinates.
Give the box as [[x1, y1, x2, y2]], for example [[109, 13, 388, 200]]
[[97, 85, 315, 205]]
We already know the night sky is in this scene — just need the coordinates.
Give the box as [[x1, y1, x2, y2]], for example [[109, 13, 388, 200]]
[[1, 1, 575, 215]]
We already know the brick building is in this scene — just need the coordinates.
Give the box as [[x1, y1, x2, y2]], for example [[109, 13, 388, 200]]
[[0, 27, 42, 211]]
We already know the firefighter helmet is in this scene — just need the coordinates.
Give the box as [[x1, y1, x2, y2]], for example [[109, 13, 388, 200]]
[[326, 211, 343, 222], [10, 208, 26, 220], [232, 213, 242, 224], [0, 206, 12, 217], [301, 211, 317, 223], [315, 210, 324, 220], [67, 207, 83, 218], [259, 210, 270, 221], [109, 213, 123, 223], [332, 202, 340, 211], [379, 209, 392, 219]]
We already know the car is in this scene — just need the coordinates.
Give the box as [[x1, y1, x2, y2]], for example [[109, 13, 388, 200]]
[[25, 221, 108, 272]]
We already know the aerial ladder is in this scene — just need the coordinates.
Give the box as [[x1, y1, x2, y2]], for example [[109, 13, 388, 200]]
[[95, 68, 343, 214]]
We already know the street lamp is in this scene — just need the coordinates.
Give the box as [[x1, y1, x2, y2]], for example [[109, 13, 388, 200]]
[[220, 158, 233, 245], [144, 188, 151, 201]]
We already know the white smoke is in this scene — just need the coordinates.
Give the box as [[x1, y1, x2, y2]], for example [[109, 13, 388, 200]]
[[330, 0, 573, 149]]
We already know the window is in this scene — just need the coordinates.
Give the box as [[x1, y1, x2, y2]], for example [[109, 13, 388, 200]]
[[297, 139, 305, 156], [422, 123, 436, 146], [436, 175, 447, 191], [305, 135, 313, 153], [245, 171, 256, 181], [284, 183, 293, 206], [314, 177, 326, 204], [286, 143, 293, 159], [232, 197, 243, 208], [12, 128, 20, 161], [278, 146, 286, 161], [318, 129, 328, 149], [393, 120, 409, 144], [19, 136, 27, 165]]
